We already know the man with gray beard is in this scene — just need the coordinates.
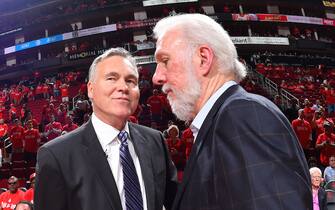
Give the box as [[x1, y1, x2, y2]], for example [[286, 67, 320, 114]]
[[152, 13, 312, 210]]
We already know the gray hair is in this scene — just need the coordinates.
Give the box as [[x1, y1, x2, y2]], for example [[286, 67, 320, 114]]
[[153, 13, 247, 82], [88, 47, 138, 82], [309, 167, 322, 176], [168, 124, 179, 136], [298, 109, 304, 116]]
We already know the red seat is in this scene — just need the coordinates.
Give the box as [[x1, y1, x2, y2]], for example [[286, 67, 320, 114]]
[[0, 169, 10, 179], [1, 162, 11, 170], [26, 167, 35, 178], [0, 179, 8, 188], [11, 168, 26, 179], [26, 160, 36, 168], [12, 152, 24, 161], [11, 161, 26, 169]]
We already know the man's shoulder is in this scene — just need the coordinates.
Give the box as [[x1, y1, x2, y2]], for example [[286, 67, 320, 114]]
[[223, 85, 275, 108], [130, 123, 161, 136]]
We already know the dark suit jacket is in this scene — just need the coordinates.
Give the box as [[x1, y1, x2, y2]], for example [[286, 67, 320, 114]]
[[35, 120, 178, 210], [172, 85, 312, 210], [318, 188, 328, 210]]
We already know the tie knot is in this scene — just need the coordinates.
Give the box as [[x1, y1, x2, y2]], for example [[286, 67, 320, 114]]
[[118, 130, 128, 144]]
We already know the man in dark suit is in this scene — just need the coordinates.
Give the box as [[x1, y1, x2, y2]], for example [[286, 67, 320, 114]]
[[152, 13, 312, 210], [35, 48, 178, 210]]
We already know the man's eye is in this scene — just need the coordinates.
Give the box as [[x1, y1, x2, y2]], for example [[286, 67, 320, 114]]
[[127, 79, 137, 85]]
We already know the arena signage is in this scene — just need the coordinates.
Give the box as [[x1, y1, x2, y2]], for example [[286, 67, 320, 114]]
[[323, 0, 335, 7], [231, 37, 289, 45], [143, 0, 197, 6], [286, 15, 323, 25], [117, 18, 160, 29], [0, 28, 22, 37], [256, 14, 288, 22], [68, 49, 107, 60], [232, 13, 258, 21], [15, 34, 63, 52], [135, 41, 155, 50], [4, 24, 116, 55]]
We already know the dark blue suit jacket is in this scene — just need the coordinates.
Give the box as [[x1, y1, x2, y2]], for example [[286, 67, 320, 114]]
[[35, 120, 178, 210], [172, 85, 312, 210]]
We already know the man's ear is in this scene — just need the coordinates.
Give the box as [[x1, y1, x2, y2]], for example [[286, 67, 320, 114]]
[[87, 81, 93, 99], [197, 45, 214, 76]]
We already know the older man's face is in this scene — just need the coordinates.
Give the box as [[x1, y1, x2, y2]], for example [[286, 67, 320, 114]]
[[88, 56, 140, 128], [153, 30, 201, 121], [311, 172, 322, 188], [15, 203, 31, 210]]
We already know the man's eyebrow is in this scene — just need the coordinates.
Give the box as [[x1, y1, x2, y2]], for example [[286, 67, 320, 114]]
[[104, 72, 118, 77]]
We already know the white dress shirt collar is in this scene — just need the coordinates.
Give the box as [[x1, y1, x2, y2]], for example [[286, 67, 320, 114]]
[[91, 113, 130, 152], [191, 81, 237, 141]]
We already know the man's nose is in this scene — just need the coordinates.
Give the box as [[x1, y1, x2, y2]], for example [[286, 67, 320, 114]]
[[152, 65, 166, 85]]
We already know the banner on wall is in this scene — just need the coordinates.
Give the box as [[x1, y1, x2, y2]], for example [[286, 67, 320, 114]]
[[231, 37, 290, 45], [0, 28, 22, 37], [256, 14, 288, 22], [232, 13, 258, 21], [117, 18, 160, 29], [323, 0, 335, 7], [135, 41, 155, 50], [286, 15, 323, 25], [143, 0, 197, 6], [68, 49, 107, 60]]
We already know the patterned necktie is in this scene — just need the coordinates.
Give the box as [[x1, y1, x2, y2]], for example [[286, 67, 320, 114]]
[[119, 130, 143, 210]]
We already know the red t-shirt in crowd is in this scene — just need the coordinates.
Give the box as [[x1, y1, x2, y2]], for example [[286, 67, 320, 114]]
[[13, 91, 21, 103], [24, 188, 34, 204], [325, 89, 335, 105], [166, 138, 186, 167], [147, 95, 164, 114], [316, 133, 335, 166], [0, 107, 5, 119], [60, 86, 69, 97], [181, 128, 194, 160], [10, 125, 25, 149], [0, 190, 25, 210], [292, 119, 312, 149], [23, 129, 40, 153], [0, 123, 8, 137], [35, 85, 43, 95], [79, 83, 87, 94], [62, 123, 79, 133], [42, 84, 49, 94], [45, 122, 62, 141], [303, 107, 315, 124]]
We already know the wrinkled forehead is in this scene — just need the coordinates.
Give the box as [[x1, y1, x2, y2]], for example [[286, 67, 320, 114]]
[[155, 31, 188, 59], [97, 56, 139, 78]]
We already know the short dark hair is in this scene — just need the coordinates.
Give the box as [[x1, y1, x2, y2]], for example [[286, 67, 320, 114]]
[[14, 200, 34, 210]]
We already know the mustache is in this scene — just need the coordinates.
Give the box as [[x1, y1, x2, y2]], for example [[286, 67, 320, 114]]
[[162, 84, 171, 94]]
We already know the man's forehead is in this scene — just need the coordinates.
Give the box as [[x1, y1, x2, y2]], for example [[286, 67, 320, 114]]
[[155, 36, 186, 58]]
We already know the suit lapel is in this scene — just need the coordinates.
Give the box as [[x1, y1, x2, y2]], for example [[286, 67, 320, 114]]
[[173, 85, 240, 209], [81, 120, 122, 210], [129, 124, 155, 210]]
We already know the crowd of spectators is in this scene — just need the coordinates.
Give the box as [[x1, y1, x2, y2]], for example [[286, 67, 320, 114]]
[[0, 0, 137, 34], [0, 49, 334, 208], [251, 51, 335, 194]]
